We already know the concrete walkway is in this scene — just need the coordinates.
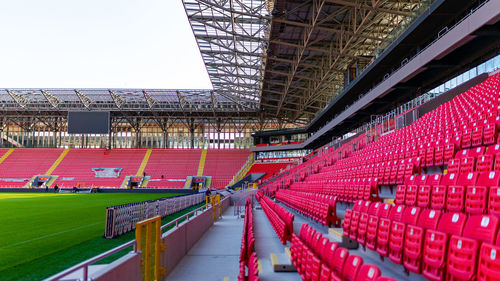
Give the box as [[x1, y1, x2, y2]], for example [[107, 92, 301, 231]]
[[166, 206, 243, 281]]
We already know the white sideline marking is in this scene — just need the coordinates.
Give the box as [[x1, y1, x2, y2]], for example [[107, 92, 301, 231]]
[[2, 221, 102, 249]]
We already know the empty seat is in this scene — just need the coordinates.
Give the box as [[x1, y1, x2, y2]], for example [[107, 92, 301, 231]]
[[388, 206, 421, 265], [447, 215, 499, 281], [431, 185, 447, 210], [394, 185, 406, 205], [366, 203, 391, 251], [476, 154, 494, 172], [489, 186, 500, 217], [377, 205, 404, 257], [342, 255, 363, 281], [331, 247, 349, 276], [417, 185, 431, 208], [422, 212, 467, 281], [356, 264, 381, 281], [403, 209, 441, 273], [466, 171, 500, 215], [459, 157, 475, 174], [477, 235, 500, 280], [343, 209, 352, 237], [405, 185, 417, 206]]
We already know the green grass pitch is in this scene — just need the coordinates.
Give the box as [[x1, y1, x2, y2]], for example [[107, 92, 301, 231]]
[[0, 192, 191, 280]]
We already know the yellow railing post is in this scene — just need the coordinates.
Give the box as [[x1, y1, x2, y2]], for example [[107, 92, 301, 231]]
[[135, 216, 165, 281]]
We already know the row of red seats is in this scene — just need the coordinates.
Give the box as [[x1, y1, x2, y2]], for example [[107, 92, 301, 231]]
[[291, 223, 396, 281], [275, 190, 340, 227], [448, 154, 500, 174], [396, 171, 500, 216], [261, 74, 500, 202], [238, 198, 259, 281], [343, 200, 500, 281], [290, 181, 377, 203], [255, 191, 294, 244]]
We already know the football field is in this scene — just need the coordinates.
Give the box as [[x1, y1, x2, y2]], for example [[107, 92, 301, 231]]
[[0, 192, 191, 280]]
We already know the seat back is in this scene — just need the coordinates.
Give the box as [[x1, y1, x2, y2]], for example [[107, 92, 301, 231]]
[[418, 209, 441, 230], [342, 255, 364, 281], [355, 264, 381, 281]]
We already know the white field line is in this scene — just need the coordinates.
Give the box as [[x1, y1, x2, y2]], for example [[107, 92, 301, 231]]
[[1, 221, 102, 249]]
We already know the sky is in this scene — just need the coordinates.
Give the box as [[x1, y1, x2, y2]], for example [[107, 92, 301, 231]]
[[0, 0, 212, 89]]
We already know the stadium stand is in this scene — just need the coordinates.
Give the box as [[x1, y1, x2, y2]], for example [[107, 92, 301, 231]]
[[259, 72, 500, 280], [52, 149, 145, 188], [239, 197, 259, 281], [0, 148, 63, 187], [245, 161, 293, 181], [203, 149, 250, 188], [143, 149, 201, 188]]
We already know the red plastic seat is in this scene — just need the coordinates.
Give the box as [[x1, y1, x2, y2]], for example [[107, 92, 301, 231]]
[[466, 171, 500, 215], [366, 203, 391, 251], [455, 149, 470, 159], [486, 143, 500, 155], [357, 212, 370, 245], [483, 123, 497, 145], [447, 158, 460, 174], [446, 215, 500, 281], [403, 209, 441, 273], [477, 239, 500, 280], [469, 146, 487, 158], [356, 264, 381, 281], [441, 172, 459, 187], [459, 157, 475, 174], [343, 209, 352, 237], [476, 154, 494, 172], [427, 173, 443, 187], [342, 255, 363, 281], [417, 185, 431, 208], [405, 185, 417, 206], [394, 185, 406, 205], [331, 247, 349, 276], [430, 185, 447, 210], [489, 186, 500, 217], [422, 212, 467, 281], [388, 206, 420, 265]]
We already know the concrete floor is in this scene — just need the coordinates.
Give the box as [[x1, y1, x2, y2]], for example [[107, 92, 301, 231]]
[[166, 206, 243, 281]]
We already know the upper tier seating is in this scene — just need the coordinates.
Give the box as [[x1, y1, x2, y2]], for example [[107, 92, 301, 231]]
[[203, 149, 250, 187]]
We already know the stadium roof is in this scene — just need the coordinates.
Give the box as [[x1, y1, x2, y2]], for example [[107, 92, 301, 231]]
[[183, 0, 270, 109], [184, 0, 431, 121], [0, 89, 256, 113]]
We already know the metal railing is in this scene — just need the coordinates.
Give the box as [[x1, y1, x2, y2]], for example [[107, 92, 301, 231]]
[[44, 202, 213, 281]]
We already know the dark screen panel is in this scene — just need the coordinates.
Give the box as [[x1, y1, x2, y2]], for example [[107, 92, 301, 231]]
[[67, 112, 110, 134]]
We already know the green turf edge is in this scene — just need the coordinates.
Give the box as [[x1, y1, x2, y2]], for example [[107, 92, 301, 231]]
[[0, 202, 205, 281]]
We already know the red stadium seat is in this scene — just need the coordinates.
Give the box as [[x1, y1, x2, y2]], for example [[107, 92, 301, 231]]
[[356, 264, 381, 281], [342, 255, 363, 281], [446, 215, 499, 281], [422, 212, 467, 281], [403, 209, 441, 273]]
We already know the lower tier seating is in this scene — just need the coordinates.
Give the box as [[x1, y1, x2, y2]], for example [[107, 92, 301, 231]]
[[239, 197, 259, 281], [275, 189, 340, 227], [343, 200, 500, 281], [290, 223, 396, 281], [255, 190, 294, 244]]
